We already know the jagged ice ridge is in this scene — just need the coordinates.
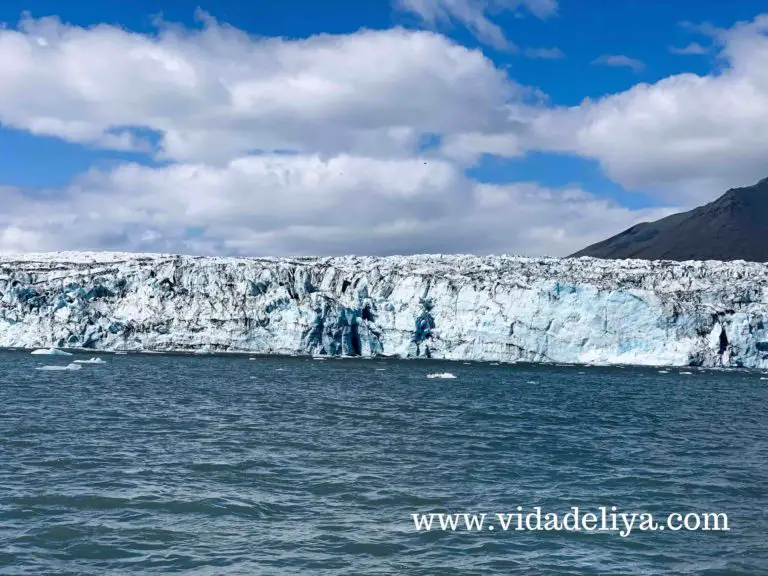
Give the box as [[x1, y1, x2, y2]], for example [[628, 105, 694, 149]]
[[2, 251, 767, 367]]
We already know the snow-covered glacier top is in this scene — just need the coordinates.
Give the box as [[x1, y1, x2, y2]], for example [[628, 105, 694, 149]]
[[2, 251, 768, 367]]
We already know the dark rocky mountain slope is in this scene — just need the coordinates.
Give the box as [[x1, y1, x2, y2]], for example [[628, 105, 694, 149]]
[[571, 177, 768, 262]]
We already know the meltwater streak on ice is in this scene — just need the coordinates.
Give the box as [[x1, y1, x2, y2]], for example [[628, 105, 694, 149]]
[[1, 251, 768, 366], [1, 351, 767, 575]]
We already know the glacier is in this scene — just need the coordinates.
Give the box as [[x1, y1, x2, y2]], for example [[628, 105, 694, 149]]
[[2, 251, 768, 367]]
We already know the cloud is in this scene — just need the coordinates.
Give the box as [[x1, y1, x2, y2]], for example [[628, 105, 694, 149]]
[[679, 20, 724, 38], [668, 41, 709, 55], [6, 9, 768, 260], [524, 46, 564, 59], [0, 154, 669, 257], [591, 54, 645, 72], [394, 0, 557, 49], [437, 14, 768, 205], [0, 10, 680, 258], [523, 15, 768, 202], [0, 12, 526, 163]]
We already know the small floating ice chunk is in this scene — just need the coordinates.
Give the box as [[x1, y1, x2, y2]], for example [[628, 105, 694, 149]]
[[490, 363, 499, 366], [73, 357, 106, 364], [114, 352, 128, 355], [658, 370, 669, 374], [36, 363, 82, 371], [679, 371, 693, 375], [375, 368, 387, 371], [31, 348, 72, 356], [426, 372, 456, 379]]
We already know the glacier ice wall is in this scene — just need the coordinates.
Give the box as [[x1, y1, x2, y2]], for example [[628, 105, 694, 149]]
[[2, 251, 768, 367]]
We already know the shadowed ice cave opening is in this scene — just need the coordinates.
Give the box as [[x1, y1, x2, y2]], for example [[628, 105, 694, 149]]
[[411, 298, 435, 358], [301, 305, 381, 357], [719, 327, 729, 355]]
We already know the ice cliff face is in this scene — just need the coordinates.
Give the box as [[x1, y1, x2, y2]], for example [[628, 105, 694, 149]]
[[2, 251, 768, 367]]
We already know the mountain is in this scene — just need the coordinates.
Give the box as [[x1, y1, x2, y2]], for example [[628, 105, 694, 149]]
[[570, 177, 768, 262], [2, 251, 768, 367]]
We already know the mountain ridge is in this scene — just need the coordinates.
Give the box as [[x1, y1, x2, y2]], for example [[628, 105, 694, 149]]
[[571, 177, 768, 262]]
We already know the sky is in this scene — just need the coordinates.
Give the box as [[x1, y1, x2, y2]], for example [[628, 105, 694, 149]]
[[0, 0, 767, 257]]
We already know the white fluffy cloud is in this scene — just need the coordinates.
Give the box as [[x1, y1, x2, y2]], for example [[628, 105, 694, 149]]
[[532, 16, 768, 201], [448, 15, 768, 204], [1, 11, 654, 258], [0, 156, 671, 256], [10, 9, 760, 257], [0, 12, 522, 163]]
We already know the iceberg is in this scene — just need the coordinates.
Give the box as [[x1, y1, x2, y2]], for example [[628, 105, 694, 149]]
[[31, 348, 72, 356], [72, 357, 106, 364], [1, 250, 768, 367], [36, 363, 82, 371]]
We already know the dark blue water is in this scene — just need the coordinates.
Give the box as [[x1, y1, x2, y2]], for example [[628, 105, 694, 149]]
[[1, 352, 766, 575]]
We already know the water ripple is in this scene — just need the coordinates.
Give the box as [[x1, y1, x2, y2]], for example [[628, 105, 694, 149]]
[[1, 352, 767, 574]]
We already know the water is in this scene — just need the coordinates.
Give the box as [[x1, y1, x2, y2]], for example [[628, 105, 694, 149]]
[[1, 352, 767, 575]]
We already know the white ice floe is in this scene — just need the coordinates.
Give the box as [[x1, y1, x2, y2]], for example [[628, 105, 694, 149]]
[[36, 363, 82, 371], [426, 372, 456, 379], [73, 357, 106, 364], [31, 348, 72, 356]]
